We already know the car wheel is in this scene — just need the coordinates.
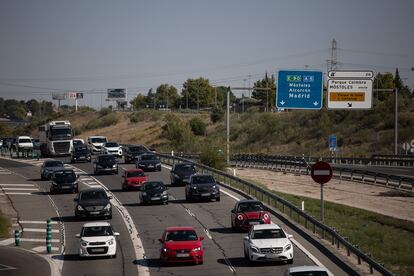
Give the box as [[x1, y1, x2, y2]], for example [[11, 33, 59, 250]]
[[41, 175, 45, 180], [287, 258, 293, 264], [111, 254, 116, 259], [216, 197, 220, 202], [244, 248, 249, 260]]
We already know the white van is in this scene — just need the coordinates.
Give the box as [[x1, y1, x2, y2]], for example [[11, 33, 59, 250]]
[[16, 136, 33, 150], [87, 136, 108, 154]]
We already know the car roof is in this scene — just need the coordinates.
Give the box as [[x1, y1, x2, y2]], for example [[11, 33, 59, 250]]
[[88, 136, 106, 139], [165, 226, 196, 232], [251, 224, 281, 231], [175, 163, 194, 167], [82, 221, 111, 228], [286, 266, 329, 273], [236, 199, 262, 205], [53, 169, 75, 173]]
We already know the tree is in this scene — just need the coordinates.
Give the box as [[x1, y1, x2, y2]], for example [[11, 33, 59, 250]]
[[181, 78, 215, 109], [252, 73, 276, 111], [210, 106, 224, 123], [4, 99, 27, 120], [26, 99, 40, 116], [155, 84, 180, 108], [130, 94, 147, 110], [189, 117, 206, 136]]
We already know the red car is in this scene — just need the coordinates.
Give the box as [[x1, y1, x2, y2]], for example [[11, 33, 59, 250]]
[[159, 227, 204, 265], [231, 199, 271, 231], [121, 169, 147, 190]]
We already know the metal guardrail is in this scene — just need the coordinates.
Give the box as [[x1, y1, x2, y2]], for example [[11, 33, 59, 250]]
[[158, 153, 395, 276]]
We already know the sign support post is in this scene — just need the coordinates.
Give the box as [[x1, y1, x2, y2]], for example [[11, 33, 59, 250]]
[[311, 161, 333, 223]]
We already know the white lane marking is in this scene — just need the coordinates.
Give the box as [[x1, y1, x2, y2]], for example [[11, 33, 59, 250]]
[[3, 192, 32, 195], [220, 189, 240, 201], [20, 238, 60, 243], [204, 228, 212, 240], [20, 220, 58, 224], [23, 228, 59, 233], [0, 184, 35, 187], [32, 246, 60, 253], [0, 172, 12, 174], [0, 238, 14, 246], [0, 263, 16, 271], [185, 208, 196, 217], [2, 188, 38, 191]]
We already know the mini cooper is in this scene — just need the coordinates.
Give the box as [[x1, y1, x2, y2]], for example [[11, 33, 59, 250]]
[[231, 199, 271, 231]]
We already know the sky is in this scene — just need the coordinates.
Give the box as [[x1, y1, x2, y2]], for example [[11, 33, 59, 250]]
[[0, 0, 413, 108]]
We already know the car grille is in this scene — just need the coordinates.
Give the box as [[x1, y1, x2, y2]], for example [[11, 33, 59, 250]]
[[89, 242, 106, 246], [260, 247, 283, 254], [85, 206, 104, 211], [87, 246, 108, 254], [196, 188, 212, 193], [175, 249, 191, 253], [53, 141, 70, 154], [243, 219, 264, 225]]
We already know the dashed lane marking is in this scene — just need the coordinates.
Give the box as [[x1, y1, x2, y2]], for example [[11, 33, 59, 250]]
[[2, 188, 38, 191], [2, 192, 32, 195], [0, 184, 35, 187], [32, 246, 60, 253], [20, 238, 60, 243]]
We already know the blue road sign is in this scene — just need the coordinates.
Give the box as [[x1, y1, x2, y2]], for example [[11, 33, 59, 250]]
[[329, 134, 337, 151], [276, 70, 323, 109]]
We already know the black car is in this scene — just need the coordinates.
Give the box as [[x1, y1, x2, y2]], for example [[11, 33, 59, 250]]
[[71, 145, 91, 163], [139, 181, 168, 205], [74, 188, 112, 219], [185, 174, 220, 202], [170, 163, 197, 186], [50, 169, 79, 194], [93, 154, 118, 175], [40, 160, 65, 180], [135, 153, 161, 172], [123, 145, 149, 164]]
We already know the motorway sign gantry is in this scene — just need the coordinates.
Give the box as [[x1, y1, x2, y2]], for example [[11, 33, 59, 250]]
[[311, 161, 333, 184], [327, 70, 373, 109], [276, 70, 323, 109]]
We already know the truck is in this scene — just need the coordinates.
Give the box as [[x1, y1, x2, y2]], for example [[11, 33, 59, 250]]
[[39, 121, 73, 156]]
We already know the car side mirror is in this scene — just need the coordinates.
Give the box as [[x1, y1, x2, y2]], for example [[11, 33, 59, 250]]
[[158, 238, 163, 243], [114, 232, 120, 236], [231, 209, 235, 213], [73, 198, 78, 202], [244, 236, 249, 241], [287, 234, 293, 239], [199, 236, 204, 241], [75, 234, 80, 238]]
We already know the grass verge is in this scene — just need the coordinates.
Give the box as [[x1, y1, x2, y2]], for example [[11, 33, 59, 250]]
[[0, 211, 10, 238]]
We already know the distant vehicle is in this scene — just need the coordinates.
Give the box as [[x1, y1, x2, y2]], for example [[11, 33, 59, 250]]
[[243, 224, 293, 263], [93, 154, 118, 175], [0, 139, 3, 149], [76, 221, 119, 258], [39, 121, 73, 156], [123, 145, 149, 164], [71, 145, 91, 163], [73, 138, 85, 148], [159, 226, 204, 265], [32, 138, 41, 150], [87, 136, 108, 154], [135, 153, 161, 172], [50, 169, 79, 194], [40, 160, 65, 180], [185, 174, 220, 202], [101, 142, 123, 158], [74, 188, 112, 219], [284, 266, 329, 276], [121, 169, 147, 190], [170, 163, 197, 186], [140, 181, 168, 205], [15, 136, 33, 151], [231, 199, 271, 231]]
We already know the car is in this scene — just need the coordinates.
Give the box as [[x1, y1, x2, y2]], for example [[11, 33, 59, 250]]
[[73, 138, 85, 148], [170, 163, 197, 186], [76, 221, 119, 258], [185, 174, 220, 202], [50, 169, 79, 194], [140, 181, 168, 205], [159, 226, 204, 265], [87, 136, 108, 154], [32, 138, 41, 150], [40, 160, 65, 180], [121, 169, 147, 190], [16, 136, 33, 151], [123, 145, 149, 164], [243, 224, 293, 263], [93, 154, 118, 175], [74, 188, 112, 219], [284, 266, 329, 276], [71, 145, 91, 163], [101, 142, 123, 158], [135, 153, 161, 172], [231, 199, 271, 231]]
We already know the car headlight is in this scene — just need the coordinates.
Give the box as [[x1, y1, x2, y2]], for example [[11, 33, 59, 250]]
[[191, 247, 201, 252], [77, 205, 84, 211], [108, 238, 115, 245], [52, 182, 57, 186], [161, 191, 167, 196], [156, 162, 161, 166], [81, 240, 88, 246], [162, 248, 172, 253], [142, 192, 147, 196], [192, 186, 197, 189], [237, 215, 244, 220], [263, 213, 270, 220], [284, 243, 292, 251], [104, 203, 111, 210], [250, 245, 259, 253], [112, 164, 117, 168]]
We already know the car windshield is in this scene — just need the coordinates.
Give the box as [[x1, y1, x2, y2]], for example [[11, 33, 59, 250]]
[[73, 140, 83, 146], [252, 228, 286, 239], [165, 230, 198, 241], [81, 226, 113, 237], [53, 171, 76, 180], [129, 146, 146, 153], [141, 155, 157, 161], [175, 164, 196, 173], [144, 182, 165, 191], [99, 155, 116, 162], [19, 138, 32, 143], [238, 202, 265, 212], [50, 128, 72, 137], [45, 161, 64, 168], [80, 190, 108, 200], [75, 147, 88, 153], [91, 137, 107, 143], [105, 142, 119, 147], [289, 272, 329, 276], [191, 175, 214, 184], [126, 171, 145, 177]]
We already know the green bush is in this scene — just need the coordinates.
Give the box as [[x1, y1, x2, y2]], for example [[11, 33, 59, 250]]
[[210, 106, 224, 123], [161, 114, 195, 151], [189, 117, 206, 136], [199, 144, 226, 170], [99, 107, 112, 116]]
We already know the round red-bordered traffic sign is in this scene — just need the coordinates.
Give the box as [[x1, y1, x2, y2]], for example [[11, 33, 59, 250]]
[[311, 161, 333, 184]]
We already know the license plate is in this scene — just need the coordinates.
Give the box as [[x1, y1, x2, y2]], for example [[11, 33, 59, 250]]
[[151, 197, 160, 201], [201, 193, 211, 197], [62, 186, 71, 189], [265, 254, 277, 258], [249, 221, 259, 225], [92, 248, 105, 253], [148, 165, 154, 168], [90, 211, 100, 215], [176, 253, 189, 257]]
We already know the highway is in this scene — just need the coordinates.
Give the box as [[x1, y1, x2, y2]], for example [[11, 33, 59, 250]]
[[0, 156, 358, 276]]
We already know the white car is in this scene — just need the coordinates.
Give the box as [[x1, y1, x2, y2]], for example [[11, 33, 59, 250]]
[[284, 266, 329, 276], [76, 221, 119, 258], [101, 142, 123, 158], [87, 136, 108, 154], [16, 136, 33, 150], [243, 224, 293, 263]]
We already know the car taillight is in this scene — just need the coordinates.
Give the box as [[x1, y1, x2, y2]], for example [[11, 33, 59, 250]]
[[263, 213, 270, 220]]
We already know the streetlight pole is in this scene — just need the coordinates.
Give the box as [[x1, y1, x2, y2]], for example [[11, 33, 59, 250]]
[[394, 88, 398, 155], [226, 87, 230, 165]]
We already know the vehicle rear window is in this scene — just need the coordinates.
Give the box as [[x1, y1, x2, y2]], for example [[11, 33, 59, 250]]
[[237, 202, 264, 212], [252, 229, 286, 239], [91, 138, 107, 143], [165, 230, 198, 241], [141, 154, 157, 161], [175, 164, 196, 173], [82, 226, 113, 237], [99, 155, 116, 162], [144, 182, 165, 191], [53, 171, 76, 179], [19, 138, 32, 143]]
